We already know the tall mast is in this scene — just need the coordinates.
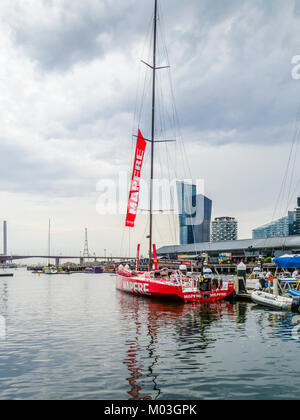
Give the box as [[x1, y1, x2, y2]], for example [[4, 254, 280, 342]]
[[149, 0, 158, 271]]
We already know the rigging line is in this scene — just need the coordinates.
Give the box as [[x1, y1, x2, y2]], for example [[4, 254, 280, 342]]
[[156, 39, 178, 245], [136, 25, 154, 132], [128, 228, 131, 260], [161, 26, 199, 256], [126, 17, 154, 250], [286, 175, 300, 210], [119, 225, 127, 259], [127, 23, 153, 258], [138, 14, 155, 112], [153, 212, 165, 248], [167, 75, 190, 182], [156, 82, 176, 245], [157, 12, 178, 143], [157, 78, 172, 243], [272, 103, 300, 221], [132, 14, 153, 134], [153, 31, 172, 244], [285, 123, 300, 208], [282, 123, 300, 248], [164, 137, 178, 244], [137, 56, 151, 131], [262, 106, 300, 250], [157, 38, 174, 139], [131, 213, 148, 262], [279, 136, 300, 219], [155, 5, 194, 255], [158, 8, 197, 252], [159, 9, 194, 184]]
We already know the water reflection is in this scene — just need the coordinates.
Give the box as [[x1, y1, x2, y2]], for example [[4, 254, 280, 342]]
[[0, 273, 299, 400], [251, 305, 300, 342], [0, 280, 9, 315], [118, 292, 234, 400]]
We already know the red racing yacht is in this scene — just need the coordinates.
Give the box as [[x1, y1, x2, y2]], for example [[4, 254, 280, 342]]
[[117, 0, 234, 304], [117, 266, 234, 303]]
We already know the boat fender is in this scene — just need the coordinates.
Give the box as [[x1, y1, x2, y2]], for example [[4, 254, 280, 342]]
[[292, 297, 300, 313]]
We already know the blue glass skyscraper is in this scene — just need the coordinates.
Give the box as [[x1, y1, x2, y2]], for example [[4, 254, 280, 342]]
[[176, 182, 212, 245]]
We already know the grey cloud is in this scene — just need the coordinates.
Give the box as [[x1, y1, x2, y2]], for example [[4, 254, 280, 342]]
[[7, 0, 150, 71], [0, 137, 99, 198], [164, 0, 300, 145], [7, 0, 300, 145], [1, 0, 300, 203]]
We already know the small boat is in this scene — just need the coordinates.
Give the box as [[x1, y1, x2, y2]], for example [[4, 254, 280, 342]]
[[273, 255, 300, 294], [85, 266, 104, 274], [288, 289, 300, 297], [0, 273, 14, 277], [249, 266, 264, 279], [273, 255, 300, 268], [44, 269, 58, 275], [251, 290, 300, 312]]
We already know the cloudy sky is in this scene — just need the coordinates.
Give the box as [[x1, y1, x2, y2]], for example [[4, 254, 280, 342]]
[[1, 0, 300, 258]]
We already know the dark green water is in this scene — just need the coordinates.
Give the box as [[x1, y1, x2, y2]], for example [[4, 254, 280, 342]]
[[0, 269, 299, 400]]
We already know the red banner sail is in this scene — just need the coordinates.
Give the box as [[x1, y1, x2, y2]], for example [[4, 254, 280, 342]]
[[125, 130, 147, 228]]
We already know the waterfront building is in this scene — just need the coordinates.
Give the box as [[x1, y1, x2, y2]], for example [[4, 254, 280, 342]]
[[211, 217, 238, 242], [176, 182, 212, 245], [252, 216, 291, 239], [252, 197, 300, 239], [157, 235, 300, 261]]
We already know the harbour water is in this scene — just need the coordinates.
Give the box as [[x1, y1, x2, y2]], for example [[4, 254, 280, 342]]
[[0, 269, 300, 400]]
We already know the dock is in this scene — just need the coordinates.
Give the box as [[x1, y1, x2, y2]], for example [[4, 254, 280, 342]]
[[233, 275, 254, 302], [235, 292, 252, 302]]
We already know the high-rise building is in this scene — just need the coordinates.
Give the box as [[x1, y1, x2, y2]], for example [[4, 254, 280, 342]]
[[211, 217, 238, 242], [176, 182, 212, 245]]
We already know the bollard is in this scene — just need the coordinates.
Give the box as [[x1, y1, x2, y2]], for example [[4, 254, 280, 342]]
[[273, 277, 279, 296], [237, 262, 247, 294], [235, 276, 240, 294]]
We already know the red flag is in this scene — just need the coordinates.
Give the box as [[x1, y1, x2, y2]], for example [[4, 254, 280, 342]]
[[125, 130, 147, 228]]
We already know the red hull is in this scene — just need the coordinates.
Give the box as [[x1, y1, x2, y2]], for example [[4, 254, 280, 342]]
[[116, 272, 234, 304]]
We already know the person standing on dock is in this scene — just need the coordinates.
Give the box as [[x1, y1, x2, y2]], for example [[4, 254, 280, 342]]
[[259, 273, 266, 290]]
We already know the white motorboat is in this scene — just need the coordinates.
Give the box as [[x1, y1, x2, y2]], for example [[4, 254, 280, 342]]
[[251, 290, 300, 312], [44, 269, 58, 275]]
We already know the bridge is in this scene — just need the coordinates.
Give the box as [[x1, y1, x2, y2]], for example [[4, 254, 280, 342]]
[[0, 255, 135, 266]]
